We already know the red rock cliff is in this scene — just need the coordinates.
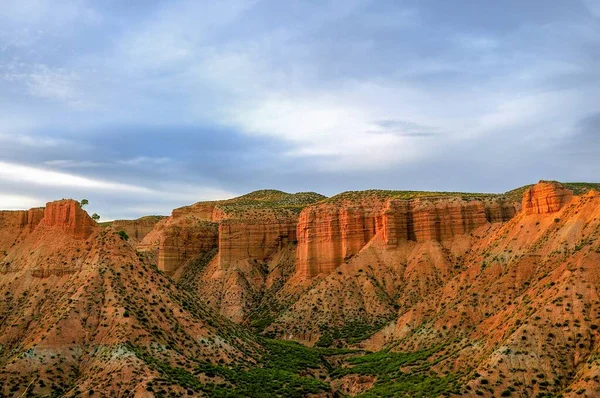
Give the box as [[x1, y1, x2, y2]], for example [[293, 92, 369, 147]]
[[295, 199, 388, 279], [0, 208, 45, 248], [296, 197, 519, 279], [158, 219, 219, 275], [218, 215, 297, 268], [41, 200, 97, 239], [110, 216, 165, 243], [522, 181, 574, 214]]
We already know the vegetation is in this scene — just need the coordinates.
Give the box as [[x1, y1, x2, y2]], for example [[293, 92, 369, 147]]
[[91, 213, 100, 221], [80, 198, 89, 208], [316, 320, 392, 347], [129, 339, 347, 397], [331, 348, 462, 397], [210, 189, 326, 216], [324, 180, 600, 206], [117, 230, 129, 241]]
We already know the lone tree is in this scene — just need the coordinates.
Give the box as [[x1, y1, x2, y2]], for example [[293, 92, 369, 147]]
[[92, 213, 100, 221], [80, 199, 89, 208], [117, 230, 129, 241]]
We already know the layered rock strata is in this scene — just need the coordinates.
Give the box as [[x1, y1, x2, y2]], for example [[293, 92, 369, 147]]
[[295, 197, 519, 279], [109, 216, 165, 243], [522, 181, 574, 214], [41, 199, 96, 239]]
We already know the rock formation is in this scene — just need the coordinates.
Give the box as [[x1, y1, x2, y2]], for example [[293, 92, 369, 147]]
[[522, 180, 574, 214], [41, 199, 97, 239], [0, 207, 44, 248], [3, 182, 600, 397], [109, 215, 165, 243], [295, 196, 518, 279]]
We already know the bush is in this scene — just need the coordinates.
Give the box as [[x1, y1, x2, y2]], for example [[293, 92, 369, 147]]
[[117, 230, 129, 241]]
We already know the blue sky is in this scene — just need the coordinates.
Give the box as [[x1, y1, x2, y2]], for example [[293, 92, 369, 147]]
[[0, 0, 599, 219]]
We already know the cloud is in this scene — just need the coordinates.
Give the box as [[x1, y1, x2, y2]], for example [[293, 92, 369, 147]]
[[2, 63, 93, 109], [44, 160, 108, 168], [0, 0, 101, 51], [117, 157, 172, 167], [0, 132, 72, 148], [0, 161, 153, 193], [0, 194, 43, 210], [0, 0, 599, 219]]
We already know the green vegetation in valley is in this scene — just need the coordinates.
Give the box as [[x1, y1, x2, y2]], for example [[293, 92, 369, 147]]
[[316, 320, 392, 347], [331, 348, 462, 397], [129, 339, 349, 397], [130, 334, 463, 398]]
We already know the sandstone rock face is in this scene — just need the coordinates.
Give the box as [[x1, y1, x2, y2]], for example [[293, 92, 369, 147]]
[[149, 203, 221, 274], [296, 197, 519, 279], [158, 220, 219, 275], [218, 217, 298, 268], [295, 199, 389, 279], [41, 200, 96, 239], [149, 191, 325, 276], [110, 216, 165, 243], [0, 208, 44, 248], [522, 181, 574, 214]]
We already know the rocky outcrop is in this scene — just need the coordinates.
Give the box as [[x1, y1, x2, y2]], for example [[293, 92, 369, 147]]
[[296, 197, 519, 279], [522, 181, 574, 214], [41, 200, 97, 239], [0, 208, 44, 248], [110, 216, 165, 243], [158, 220, 219, 275], [384, 198, 517, 245], [295, 199, 389, 279], [218, 217, 298, 268]]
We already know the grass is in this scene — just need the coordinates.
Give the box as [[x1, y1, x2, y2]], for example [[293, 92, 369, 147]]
[[321, 180, 600, 207], [316, 320, 392, 347], [202, 189, 327, 217], [129, 339, 352, 397], [331, 348, 462, 397]]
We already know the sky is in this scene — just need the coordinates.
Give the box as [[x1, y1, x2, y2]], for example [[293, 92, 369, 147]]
[[0, 0, 599, 220]]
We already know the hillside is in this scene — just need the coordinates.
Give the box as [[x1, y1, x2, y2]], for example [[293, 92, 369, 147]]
[[2, 181, 600, 397], [0, 201, 330, 397]]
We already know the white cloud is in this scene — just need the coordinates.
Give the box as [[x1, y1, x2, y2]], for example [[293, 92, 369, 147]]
[[0, 161, 153, 193], [44, 160, 107, 168], [0, 0, 101, 51], [0, 193, 43, 210], [2, 63, 93, 109], [0, 132, 71, 148], [118, 157, 172, 166]]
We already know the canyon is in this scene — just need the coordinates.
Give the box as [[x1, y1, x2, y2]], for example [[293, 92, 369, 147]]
[[1, 181, 600, 397]]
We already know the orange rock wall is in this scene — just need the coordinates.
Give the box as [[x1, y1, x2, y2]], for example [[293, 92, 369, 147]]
[[111, 217, 165, 243], [218, 218, 297, 268], [158, 220, 219, 275], [41, 200, 96, 239], [0, 208, 45, 248], [296, 198, 519, 279], [295, 200, 389, 279], [522, 182, 574, 214]]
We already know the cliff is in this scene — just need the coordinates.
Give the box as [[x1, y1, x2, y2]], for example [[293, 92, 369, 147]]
[[0, 207, 44, 248], [142, 190, 325, 275], [158, 219, 219, 275], [295, 195, 519, 279], [41, 199, 97, 239], [218, 215, 298, 268], [109, 215, 166, 243], [522, 180, 574, 214]]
